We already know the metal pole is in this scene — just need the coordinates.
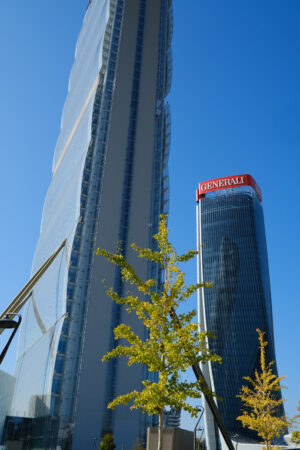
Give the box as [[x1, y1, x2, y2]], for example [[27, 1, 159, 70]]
[[194, 407, 203, 450], [0, 239, 67, 327], [232, 433, 239, 450], [93, 437, 97, 450], [169, 308, 234, 450], [199, 428, 204, 450], [0, 314, 22, 364], [191, 362, 234, 450]]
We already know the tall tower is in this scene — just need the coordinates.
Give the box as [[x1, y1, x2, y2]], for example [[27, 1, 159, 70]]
[[4, 1, 172, 448], [196, 175, 283, 449]]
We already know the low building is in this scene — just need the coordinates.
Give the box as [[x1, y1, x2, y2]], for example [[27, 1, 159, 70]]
[[0, 371, 15, 441]]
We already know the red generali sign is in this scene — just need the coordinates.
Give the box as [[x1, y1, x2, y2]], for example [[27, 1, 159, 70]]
[[196, 174, 262, 202]]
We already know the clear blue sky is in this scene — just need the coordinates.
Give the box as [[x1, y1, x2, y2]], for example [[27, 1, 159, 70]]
[[0, 0, 299, 430]]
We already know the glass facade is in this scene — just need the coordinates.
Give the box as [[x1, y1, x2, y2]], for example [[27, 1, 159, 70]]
[[3, 1, 172, 448], [197, 188, 283, 444]]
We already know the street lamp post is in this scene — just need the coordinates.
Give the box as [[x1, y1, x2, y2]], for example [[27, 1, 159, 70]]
[[194, 405, 204, 450], [93, 437, 98, 450], [0, 313, 22, 365], [232, 433, 239, 450]]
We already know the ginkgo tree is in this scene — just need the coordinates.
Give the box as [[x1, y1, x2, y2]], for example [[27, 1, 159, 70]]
[[291, 401, 300, 445], [96, 215, 221, 450], [237, 329, 288, 450]]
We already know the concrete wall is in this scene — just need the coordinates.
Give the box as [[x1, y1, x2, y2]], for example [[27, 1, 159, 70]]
[[147, 428, 194, 450]]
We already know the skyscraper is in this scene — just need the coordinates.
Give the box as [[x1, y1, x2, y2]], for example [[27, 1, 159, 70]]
[[196, 175, 283, 449], [3, 1, 172, 448]]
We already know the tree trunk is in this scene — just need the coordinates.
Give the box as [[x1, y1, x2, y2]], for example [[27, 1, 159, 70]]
[[158, 410, 163, 450]]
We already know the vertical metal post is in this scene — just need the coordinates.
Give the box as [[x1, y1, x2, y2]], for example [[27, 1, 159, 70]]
[[93, 437, 97, 450], [194, 406, 203, 450], [0, 314, 22, 364]]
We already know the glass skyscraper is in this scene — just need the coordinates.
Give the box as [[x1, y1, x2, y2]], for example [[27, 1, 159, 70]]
[[196, 175, 283, 449], [3, 1, 172, 448]]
